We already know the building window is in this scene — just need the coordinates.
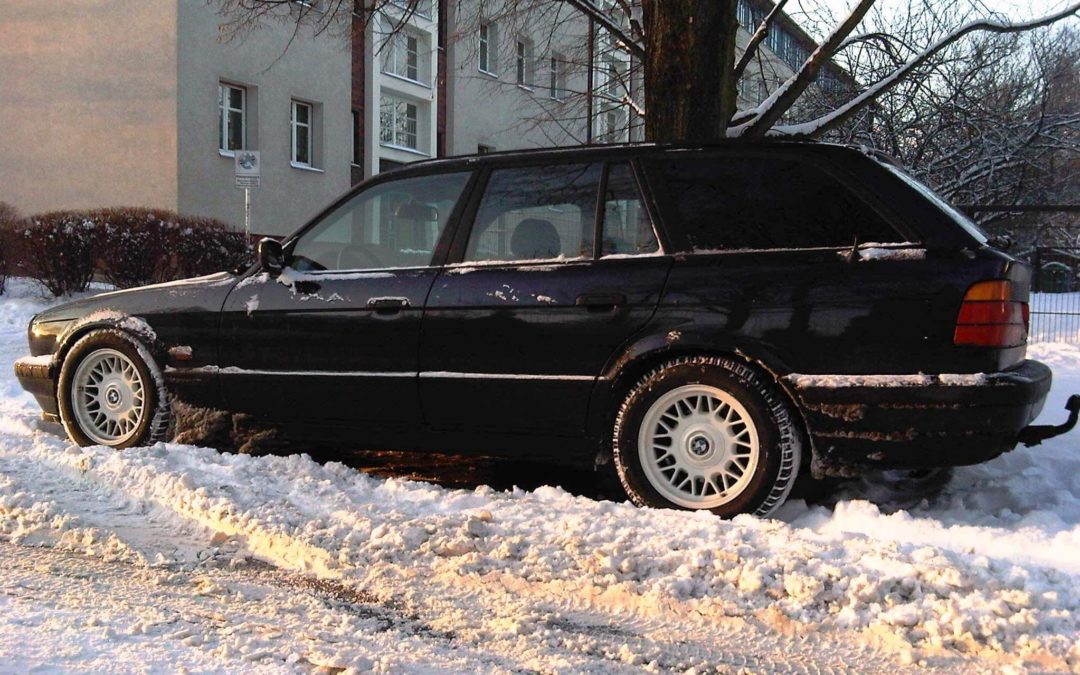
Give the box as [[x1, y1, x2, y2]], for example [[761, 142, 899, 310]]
[[477, 144, 495, 154], [291, 100, 313, 166], [516, 38, 534, 87], [549, 56, 565, 100], [218, 83, 246, 152], [479, 22, 496, 75], [380, 95, 418, 150], [384, 29, 422, 83]]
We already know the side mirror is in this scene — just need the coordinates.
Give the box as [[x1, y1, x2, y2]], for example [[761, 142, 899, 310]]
[[258, 237, 285, 276]]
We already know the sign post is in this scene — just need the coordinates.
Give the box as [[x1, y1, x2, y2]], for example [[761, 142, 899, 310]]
[[234, 151, 261, 238]]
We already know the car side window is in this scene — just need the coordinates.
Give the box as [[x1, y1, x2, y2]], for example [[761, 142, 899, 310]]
[[463, 163, 601, 263], [652, 155, 905, 251], [602, 163, 660, 256], [290, 171, 471, 271]]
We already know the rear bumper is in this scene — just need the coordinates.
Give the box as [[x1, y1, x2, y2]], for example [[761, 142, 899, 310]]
[[786, 360, 1052, 474], [14, 356, 60, 420]]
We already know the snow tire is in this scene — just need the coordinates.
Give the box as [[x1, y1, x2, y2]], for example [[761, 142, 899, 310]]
[[58, 329, 171, 449], [613, 356, 801, 518]]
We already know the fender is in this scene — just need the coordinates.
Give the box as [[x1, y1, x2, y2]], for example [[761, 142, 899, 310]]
[[586, 323, 798, 440], [53, 311, 167, 368]]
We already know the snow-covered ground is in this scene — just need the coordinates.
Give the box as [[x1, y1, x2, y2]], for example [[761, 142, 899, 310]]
[[1, 278, 1078, 673]]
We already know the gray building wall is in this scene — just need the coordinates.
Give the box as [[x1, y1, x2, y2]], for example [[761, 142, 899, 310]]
[[444, 1, 593, 156], [0, 0, 179, 215], [177, 1, 352, 236]]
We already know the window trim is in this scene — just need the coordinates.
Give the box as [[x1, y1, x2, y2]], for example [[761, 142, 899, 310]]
[[382, 28, 426, 85], [548, 55, 564, 101], [515, 37, 534, 89], [478, 22, 497, 76], [596, 160, 666, 259], [290, 99, 313, 167], [219, 82, 246, 153], [379, 94, 420, 151], [641, 150, 920, 254]]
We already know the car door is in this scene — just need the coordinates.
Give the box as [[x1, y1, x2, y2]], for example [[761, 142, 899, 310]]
[[419, 160, 672, 433], [218, 169, 474, 424]]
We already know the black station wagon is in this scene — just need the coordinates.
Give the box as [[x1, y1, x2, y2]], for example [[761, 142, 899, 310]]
[[15, 142, 1079, 517]]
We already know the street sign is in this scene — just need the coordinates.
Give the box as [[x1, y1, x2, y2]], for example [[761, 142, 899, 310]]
[[234, 150, 260, 189], [234, 150, 260, 237]]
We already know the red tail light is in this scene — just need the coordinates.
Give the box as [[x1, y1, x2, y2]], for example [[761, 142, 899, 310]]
[[954, 280, 1028, 347]]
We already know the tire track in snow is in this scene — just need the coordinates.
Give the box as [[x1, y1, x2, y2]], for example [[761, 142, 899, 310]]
[[0, 429, 973, 674]]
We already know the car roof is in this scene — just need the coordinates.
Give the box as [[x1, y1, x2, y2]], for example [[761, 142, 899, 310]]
[[378, 140, 885, 177]]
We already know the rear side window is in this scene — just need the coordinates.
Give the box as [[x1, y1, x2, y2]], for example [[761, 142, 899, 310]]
[[464, 163, 601, 263], [652, 155, 905, 251]]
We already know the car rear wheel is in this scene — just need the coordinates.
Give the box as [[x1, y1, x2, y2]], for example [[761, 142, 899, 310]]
[[58, 330, 170, 449], [613, 356, 801, 518]]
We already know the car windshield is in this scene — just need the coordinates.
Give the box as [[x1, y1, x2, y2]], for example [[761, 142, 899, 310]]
[[881, 164, 989, 245]]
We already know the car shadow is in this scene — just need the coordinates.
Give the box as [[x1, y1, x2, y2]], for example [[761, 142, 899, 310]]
[[305, 448, 613, 500]]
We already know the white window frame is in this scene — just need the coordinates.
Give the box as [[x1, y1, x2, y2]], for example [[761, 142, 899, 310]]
[[291, 100, 313, 167], [479, 22, 496, 76], [383, 28, 424, 84], [516, 38, 534, 88], [548, 55, 564, 100], [379, 95, 419, 151], [218, 83, 246, 153]]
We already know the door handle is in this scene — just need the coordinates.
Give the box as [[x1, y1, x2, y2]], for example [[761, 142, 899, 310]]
[[368, 296, 411, 313], [576, 293, 626, 310]]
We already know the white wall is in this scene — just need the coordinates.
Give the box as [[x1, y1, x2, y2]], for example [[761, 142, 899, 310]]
[[0, 0, 179, 215]]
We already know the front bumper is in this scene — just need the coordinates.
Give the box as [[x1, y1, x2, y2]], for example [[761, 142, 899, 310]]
[[786, 359, 1056, 475], [14, 355, 60, 421]]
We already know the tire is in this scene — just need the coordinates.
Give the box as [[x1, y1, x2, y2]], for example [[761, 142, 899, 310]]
[[58, 329, 171, 449], [613, 356, 801, 518]]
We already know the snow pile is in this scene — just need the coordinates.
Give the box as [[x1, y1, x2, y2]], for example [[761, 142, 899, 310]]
[[9, 436, 1077, 668]]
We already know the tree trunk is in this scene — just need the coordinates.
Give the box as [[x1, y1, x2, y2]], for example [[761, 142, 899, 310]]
[[642, 0, 739, 142]]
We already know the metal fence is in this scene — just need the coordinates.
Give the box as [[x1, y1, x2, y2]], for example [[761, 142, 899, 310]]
[[1030, 246, 1080, 344]]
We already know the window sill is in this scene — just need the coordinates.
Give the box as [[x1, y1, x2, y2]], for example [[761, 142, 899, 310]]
[[290, 162, 324, 173], [516, 84, 534, 92], [379, 143, 430, 157], [478, 69, 499, 79], [382, 72, 432, 89], [219, 149, 238, 158]]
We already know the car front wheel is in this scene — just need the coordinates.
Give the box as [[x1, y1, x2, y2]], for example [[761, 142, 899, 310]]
[[58, 330, 171, 449], [613, 356, 801, 518]]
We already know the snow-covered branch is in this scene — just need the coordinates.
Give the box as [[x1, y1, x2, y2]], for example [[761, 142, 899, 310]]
[[768, 3, 1080, 138]]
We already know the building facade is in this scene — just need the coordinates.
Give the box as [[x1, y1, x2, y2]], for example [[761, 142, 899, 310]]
[[0, 0, 844, 238]]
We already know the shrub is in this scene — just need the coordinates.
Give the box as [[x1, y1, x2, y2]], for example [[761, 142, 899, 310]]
[[96, 208, 177, 289], [20, 211, 101, 297], [17, 207, 254, 296], [173, 216, 253, 280]]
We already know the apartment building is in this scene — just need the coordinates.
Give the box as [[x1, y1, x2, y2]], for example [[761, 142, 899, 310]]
[[0, 0, 845, 237]]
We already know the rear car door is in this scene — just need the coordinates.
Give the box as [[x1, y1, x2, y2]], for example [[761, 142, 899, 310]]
[[218, 170, 473, 423], [419, 160, 672, 433], [643, 150, 961, 374]]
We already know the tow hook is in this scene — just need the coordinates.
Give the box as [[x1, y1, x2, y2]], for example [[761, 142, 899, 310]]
[[1019, 395, 1080, 447]]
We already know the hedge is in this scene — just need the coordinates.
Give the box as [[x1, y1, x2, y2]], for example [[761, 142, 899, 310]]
[[7, 207, 253, 296]]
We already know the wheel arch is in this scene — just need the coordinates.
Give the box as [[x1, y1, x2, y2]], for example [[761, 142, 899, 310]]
[[590, 331, 813, 467], [54, 314, 166, 378]]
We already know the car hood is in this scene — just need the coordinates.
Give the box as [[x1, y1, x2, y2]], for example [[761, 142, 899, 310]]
[[33, 272, 240, 324]]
